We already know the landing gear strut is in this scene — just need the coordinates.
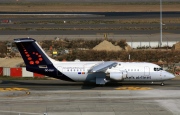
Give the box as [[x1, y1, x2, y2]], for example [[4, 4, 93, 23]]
[[160, 82, 164, 86]]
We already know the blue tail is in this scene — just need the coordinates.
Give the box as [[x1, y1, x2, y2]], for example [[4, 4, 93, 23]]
[[14, 38, 73, 81], [14, 38, 52, 67]]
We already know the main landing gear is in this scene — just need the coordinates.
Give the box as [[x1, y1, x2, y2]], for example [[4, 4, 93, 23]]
[[160, 82, 164, 86], [151, 81, 165, 86]]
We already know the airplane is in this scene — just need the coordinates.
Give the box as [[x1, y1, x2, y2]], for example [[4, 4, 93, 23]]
[[14, 38, 175, 86]]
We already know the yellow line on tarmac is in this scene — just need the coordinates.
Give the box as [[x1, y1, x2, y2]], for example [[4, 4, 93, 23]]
[[0, 87, 29, 92], [115, 86, 152, 90]]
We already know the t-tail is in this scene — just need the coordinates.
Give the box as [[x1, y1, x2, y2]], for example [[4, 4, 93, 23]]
[[14, 38, 73, 81]]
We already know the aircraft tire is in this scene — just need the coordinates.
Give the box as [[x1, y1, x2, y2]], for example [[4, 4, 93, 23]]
[[160, 82, 164, 86]]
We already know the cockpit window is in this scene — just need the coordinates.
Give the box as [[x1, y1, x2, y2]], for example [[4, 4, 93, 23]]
[[154, 68, 157, 71], [154, 67, 163, 71]]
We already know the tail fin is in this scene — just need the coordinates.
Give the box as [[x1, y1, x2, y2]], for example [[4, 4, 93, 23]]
[[14, 38, 55, 73], [14, 38, 53, 66], [14, 38, 74, 81]]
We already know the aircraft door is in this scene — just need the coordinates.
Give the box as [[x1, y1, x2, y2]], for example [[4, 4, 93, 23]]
[[144, 66, 150, 76]]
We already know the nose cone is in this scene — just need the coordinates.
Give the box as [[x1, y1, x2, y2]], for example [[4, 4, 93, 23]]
[[167, 72, 175, 79]]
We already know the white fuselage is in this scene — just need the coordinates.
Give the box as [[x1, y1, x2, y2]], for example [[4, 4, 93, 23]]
[[53, 61, 174, 83]]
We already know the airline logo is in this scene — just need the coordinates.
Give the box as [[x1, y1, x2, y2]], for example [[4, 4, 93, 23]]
[[22, 44, 43, 65], [78, 72, 85, 74]]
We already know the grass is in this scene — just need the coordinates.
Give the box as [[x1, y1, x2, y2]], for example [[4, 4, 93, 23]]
[[1, 2, 180, 6], [1, 17, 180, 32], [1, 26, 179, 31], [7, 18, 180, 25]]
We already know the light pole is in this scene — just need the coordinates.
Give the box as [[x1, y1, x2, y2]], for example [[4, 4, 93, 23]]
[[160, 0, 162, 47]]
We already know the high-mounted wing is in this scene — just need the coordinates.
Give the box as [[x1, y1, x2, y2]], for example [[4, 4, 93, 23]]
[[88, 61, 118, 73]]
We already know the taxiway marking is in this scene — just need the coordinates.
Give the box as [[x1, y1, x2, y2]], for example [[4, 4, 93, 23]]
[[0, 87, 29, 91], [115, 86, 152, 90]]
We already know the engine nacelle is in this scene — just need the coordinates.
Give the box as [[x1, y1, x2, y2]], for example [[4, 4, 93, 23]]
[[109, 72, 123, 81]]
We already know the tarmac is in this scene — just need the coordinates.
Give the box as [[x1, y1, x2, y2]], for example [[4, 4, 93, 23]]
[[0, 79, 180, 115], [0, 34, 179, 42], [1, 0, 179, 3]]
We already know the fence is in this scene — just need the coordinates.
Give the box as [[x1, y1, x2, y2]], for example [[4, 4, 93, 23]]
[[0, 67, 44, 78]]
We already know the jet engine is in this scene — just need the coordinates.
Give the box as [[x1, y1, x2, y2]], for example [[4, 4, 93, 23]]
[[106, 71, 127, 81]]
